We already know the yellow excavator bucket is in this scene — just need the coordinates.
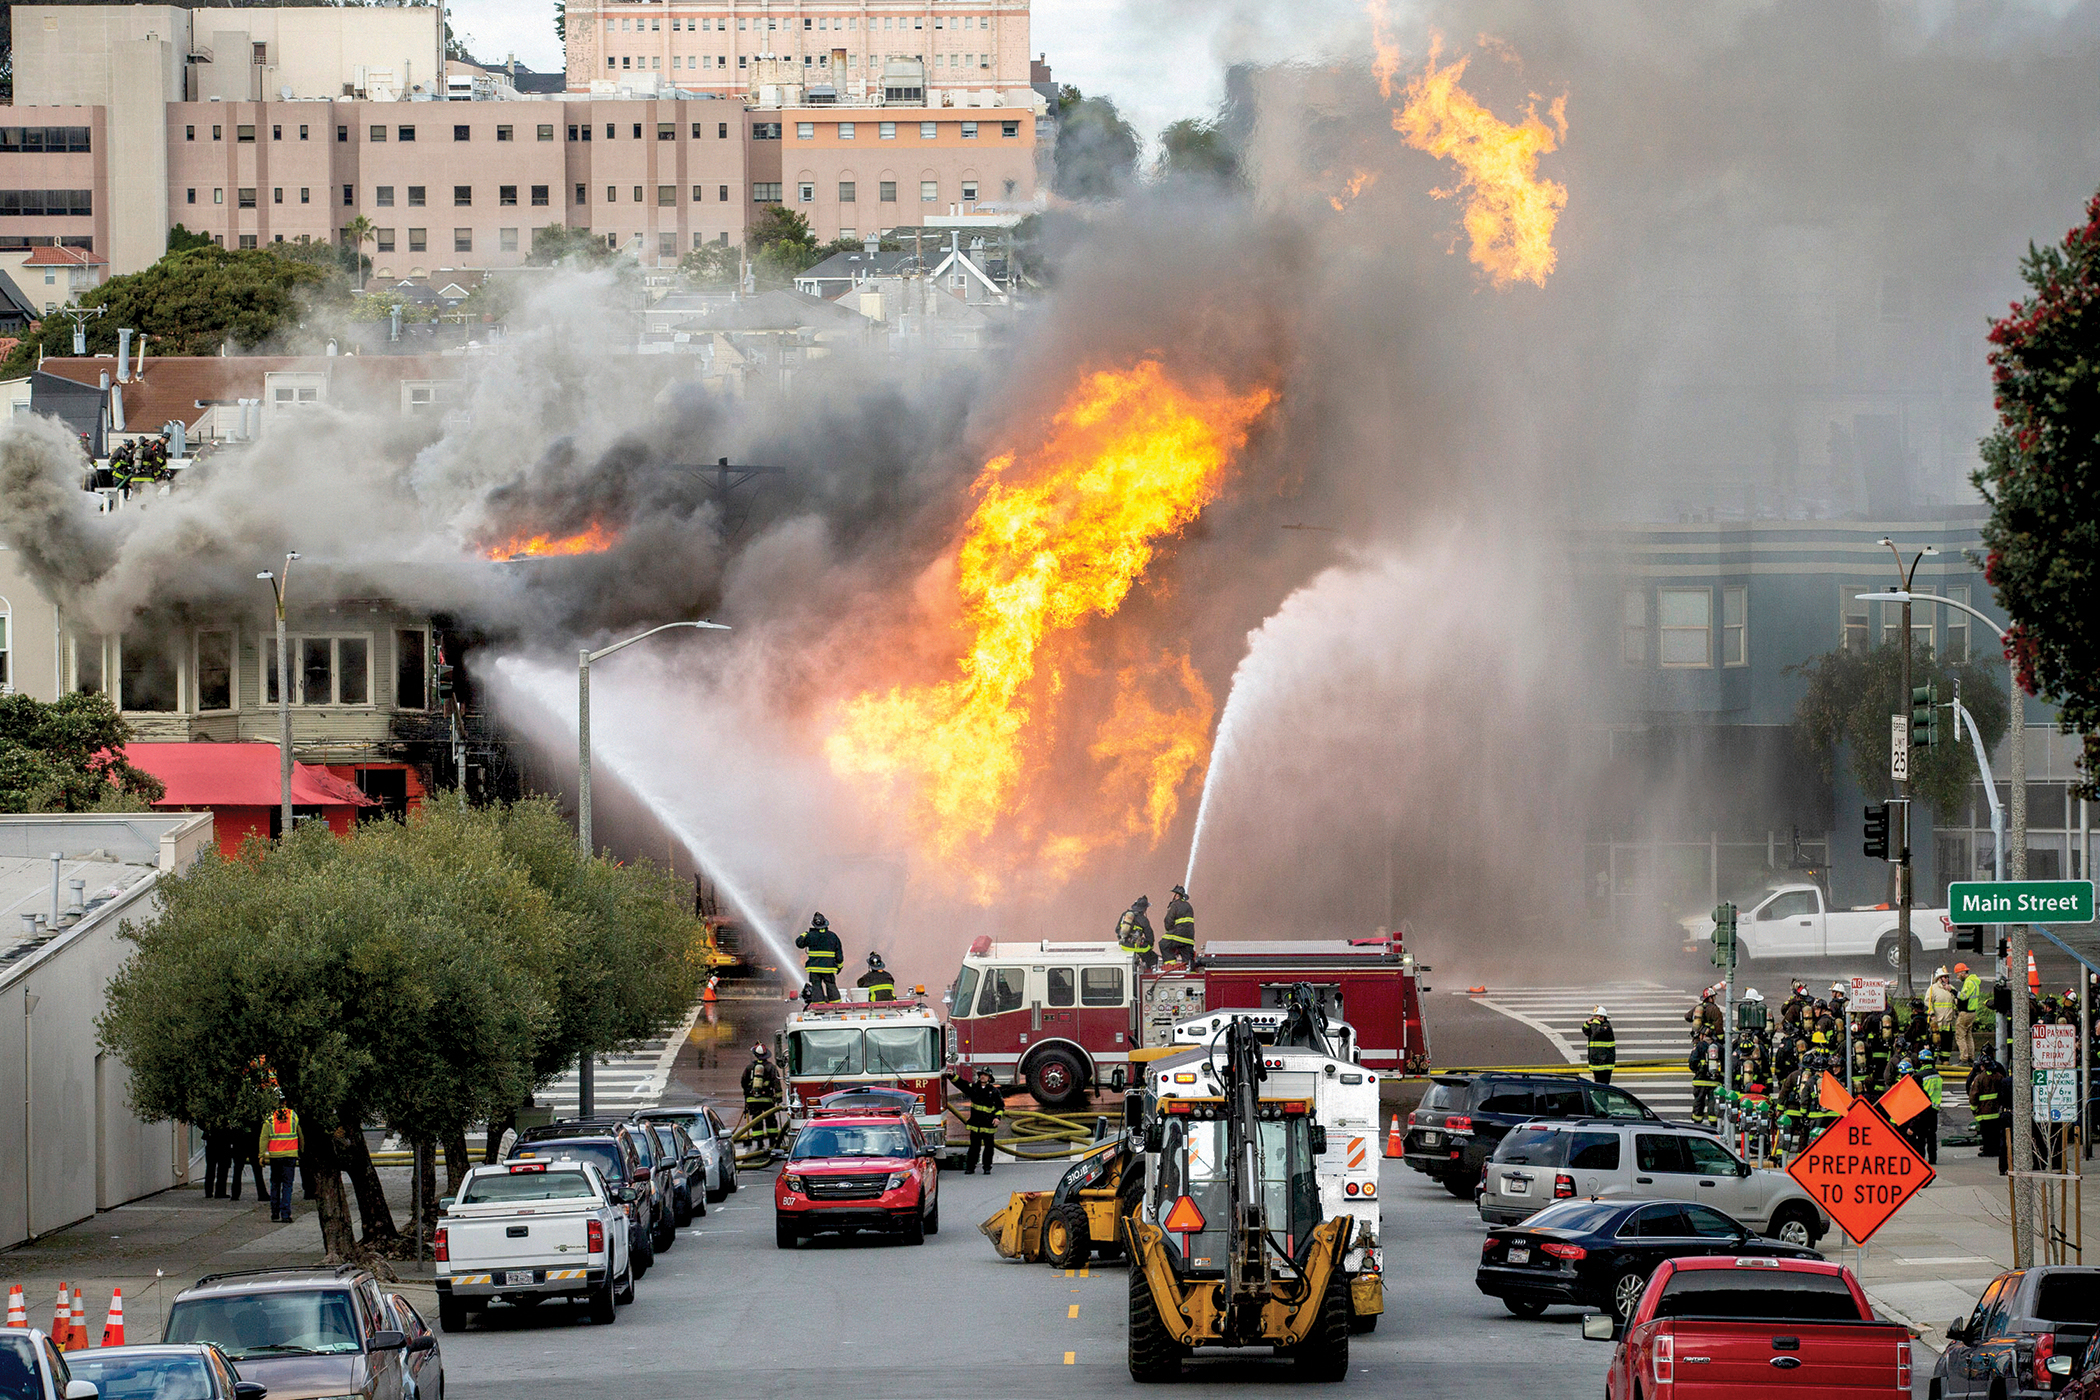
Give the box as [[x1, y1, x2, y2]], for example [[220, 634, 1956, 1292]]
[[980, 1191, 1053, 1260]]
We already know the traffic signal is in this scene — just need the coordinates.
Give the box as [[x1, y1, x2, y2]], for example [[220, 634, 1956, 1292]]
[[435, 661, 456, 703], [1863, 803, 1891, 861], [1952, 925, 1985, 953], [1710, 902, 1738, 970], [1910, 682, 1939, 751]]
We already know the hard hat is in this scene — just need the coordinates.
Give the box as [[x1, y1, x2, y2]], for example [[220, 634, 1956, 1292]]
[[1896, 1058, 1914, 1074], [1134, 894, 1149, 908], [867, 951, 884, 968], [1593, 1005, 1607, 1017], [1918, 1049, 1936, 1065], [975, 1066, 993, 1080], [811, 912, 828, 927], [1831, 982, 1847, 993], [1954, 962, 1969, 974], [1933, 965, 1947, 979], [1170, 885, 1187, 899], [752, 1043, 769, 1058]]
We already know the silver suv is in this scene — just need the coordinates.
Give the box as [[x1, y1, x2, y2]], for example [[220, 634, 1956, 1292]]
[[1477, 1118, 1829, 1247]]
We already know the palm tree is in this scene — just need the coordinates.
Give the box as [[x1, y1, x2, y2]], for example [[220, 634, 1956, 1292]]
[[340, 215, 376, 291]]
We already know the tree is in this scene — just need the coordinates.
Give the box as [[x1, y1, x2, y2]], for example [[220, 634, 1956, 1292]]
[[1788, 641, 2011, 821], [0, 691, 164, 812], [98, 798, 703, 1260], [339, 215, 376, 291], [553, 1, 566, 46], [166, 224, 214, 255], [1053, 86, 1140, 201], [0, 246, 331, 377], [525, 223, 620, 268], [678, 241, 741, 286], [1975, 189, 2100, 798], [746, 205, 819, 286], [1155, 117, 1240, 189]]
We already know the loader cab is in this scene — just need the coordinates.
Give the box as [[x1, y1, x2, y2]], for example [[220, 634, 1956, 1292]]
[[1142, 1060, 1326, 1278]]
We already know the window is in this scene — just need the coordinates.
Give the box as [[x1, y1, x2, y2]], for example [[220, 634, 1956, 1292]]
[[1721, 586, 1747, 666], [752, 122, 781, 140], [1945, 585, 1970, 662], [1475, 1087, 1534, 1116], [408, 228, 427, 252], [212, 125, 222, 141], [300, 188, 310, 205], [575, 183, 588, 204], [237, 125, 255, 143], [1080, 967, 1124, 1006], [408, 187, 426, 207], [719, 122, 730, 139], [1682, 1136, 1742, 1177], [538, 124, 554, 141], [376, 186, 395, 207], [839, 122, 856, 140], [500, 227, 519, 252], [753, 182, 782, 202], [961, 180, 978, 201], [454, 186, 472, 207], [633, 124, 643, 139], [370, 124, 387, 142], [879, 180, 897, 202], [1761, 889, 1819, 921], [214, 188, 225, 205], [974, 967, 1026, 1016], [1002, 120, 1020, 138], [797, 122, 815, 139], [398, 126, 415, 142], [195, 632, 233, 712], [920, 180, 938, 202], [376, 229, 395, 252], [1566, 1131, 1620, 1171], [658, 232, 676, 258], [839, 181, 856, 202], [1620, 590, 1646, 664], [921, 121, 937, 139], [186, 188, 196, 205], [1841, 588, 1872, 653], [237, 235, 258, 249], [300, 125, 309, 141], [657, 185, 675, 206], [73, 635, 104, 697], [1657, 588, 1711, 668], [451, 123, 471, 143], [881, 121, 896, 140], [284, 636, 371, 706], [1583, 1084, 1650, 1120], [337, 125, 348, 143], [1633, 1134, 1691, 1174], [961, 121, 978, 139], [343, 185, 354, 207], [454, 228, 472, 252], [273, 187, 283, 205], [659, 123, 675, 141], [531, 185, 549, 207], [186, 125, 195, 141], [499, 185, 517, 206], [798, 182, 815, 203], [718, 184, 729, 201], [119, 636, 178, 713]]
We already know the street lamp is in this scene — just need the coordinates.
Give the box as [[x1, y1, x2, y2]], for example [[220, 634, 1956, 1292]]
[[1874, 539, 1937, 1003], [575, 619, 729, 1117], [256, 553, 300, 836], [1860, 585, 2035, 1263]]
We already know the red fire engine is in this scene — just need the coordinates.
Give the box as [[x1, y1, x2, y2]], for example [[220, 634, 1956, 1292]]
[[775, 997, 950, 1145], [944, 935, 1430, 1108]]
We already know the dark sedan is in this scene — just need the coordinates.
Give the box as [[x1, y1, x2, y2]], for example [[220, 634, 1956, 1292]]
[[1477, 1197, 1822, 1327]]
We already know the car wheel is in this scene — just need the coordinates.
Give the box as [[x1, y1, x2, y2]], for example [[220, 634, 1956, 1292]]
[[589, 1272, 617, 1324], [1769, 1205, 1815, 1249], [1876, 933, 1925, 973], [1044, 1204, 1091, 1268], [925, 1195, 940, 1236], [691, 1186, 706, 1220], [1502, 1296, 1549, 1318], [614, 1262, 635, 1305], [901, 1209, 925, 1246], [1025, 1048, 1086, 1111], [1612, 1270, 1649, 1326], [633, 1224, 654, 1275], [654, 1210, 676, 1252], [1443, 1160, 1479, 1198], [437, 1295, 466, 1334], [725, 1159, 738, 1195], [674, 1191, 693, 1227]]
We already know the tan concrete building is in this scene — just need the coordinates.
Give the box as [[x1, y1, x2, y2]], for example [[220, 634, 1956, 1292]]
[[756, 104, 1033, 243]]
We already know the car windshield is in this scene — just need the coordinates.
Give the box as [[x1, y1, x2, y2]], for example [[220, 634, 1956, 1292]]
[[0, 1336, 38, 1400], [1493, 1127, 1567, 1165], [642, 1111, 709, 1141], [514, 1142, 621, 1183], [2037, 1274, 2100, 1324], [1650, 1271, 1861, 1322], [792, 1028, 863, 1075], [460, 1169, 597, 1204], [1515, 1201, 1622, 1234], [791, 1125, 912, 1159], [66, 1354, 215, 1400], [166, 1289, 362, 1358]]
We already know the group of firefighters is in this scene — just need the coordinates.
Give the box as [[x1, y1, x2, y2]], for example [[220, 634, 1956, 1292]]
[[1115, 887, 1197, 967]]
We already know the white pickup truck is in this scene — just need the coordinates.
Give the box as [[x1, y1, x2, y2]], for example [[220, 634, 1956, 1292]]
[[435, 1157, 633, 1332], [1682, 882, 1952, 969]]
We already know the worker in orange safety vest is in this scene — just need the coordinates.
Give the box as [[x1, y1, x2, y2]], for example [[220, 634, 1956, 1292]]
[[259, 1104, 301, 1223]]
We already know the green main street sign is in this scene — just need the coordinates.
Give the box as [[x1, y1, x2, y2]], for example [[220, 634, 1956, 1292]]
[[1946, 880, 2096, 924]]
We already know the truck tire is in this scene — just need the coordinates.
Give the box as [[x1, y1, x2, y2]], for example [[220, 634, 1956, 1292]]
[[1290, 1269, 1351, 1381], [925, 1195, 940, 1235], [1767, 1203, 1815, 1249], [901, 1209, 925, 1246], [589, 1274, 616, 1325], [1044, 1204, 1091, 1268], [1876, 933, 1924, 973], [1026, 1048, 1086, 1111], [775, 1216, 799, 1249], [614, 1263, 635, 1305], [1127, 1264, 1183, 1382], [632, 1224, 654, 1276], [653, 1208, 676, 1252], [437, 1294, 466, 1334]]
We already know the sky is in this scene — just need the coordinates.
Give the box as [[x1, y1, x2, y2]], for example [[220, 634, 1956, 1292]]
[[439, 0, 1290, 145]]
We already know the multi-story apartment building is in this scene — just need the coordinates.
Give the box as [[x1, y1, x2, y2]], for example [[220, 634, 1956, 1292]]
[[0, 3, 1042, 279]]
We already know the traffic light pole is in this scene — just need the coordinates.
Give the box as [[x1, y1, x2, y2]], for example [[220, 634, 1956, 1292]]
[[1897, 587, 1915, 1003]]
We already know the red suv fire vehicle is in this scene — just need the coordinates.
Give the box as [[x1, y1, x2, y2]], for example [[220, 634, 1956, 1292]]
[[945, 934, 1429, 1108], [774, 1109, 940, 1248]]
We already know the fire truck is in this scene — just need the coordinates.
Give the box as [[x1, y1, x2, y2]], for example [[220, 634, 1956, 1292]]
[[945, 934, 1429, 1109], [775, 996, 949, 1148]]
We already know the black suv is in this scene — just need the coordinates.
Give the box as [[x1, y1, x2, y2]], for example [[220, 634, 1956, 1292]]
[[513, 1121, 662, 1271], [1403, 1072, 1660, 1198]]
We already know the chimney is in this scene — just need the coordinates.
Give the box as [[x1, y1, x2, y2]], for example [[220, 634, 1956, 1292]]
[[326, 338, 339, 357], [48, 853, 62, 925], [110, 383, 125, 433], [67, 879, 85, 915], [117, 327, 133, 382], [390, 305, 402, 342], [20, 913, 37, 940]]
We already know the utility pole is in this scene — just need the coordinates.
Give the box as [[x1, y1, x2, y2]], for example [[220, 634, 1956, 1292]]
[[256, 553, 300, 835]]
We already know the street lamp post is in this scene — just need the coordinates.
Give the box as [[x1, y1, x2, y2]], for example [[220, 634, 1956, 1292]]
[[256, 553, 300, 836], [574, 619, 729, 1117], [1876, 539, 1938, 1002], [1859, 586, 2034, 1264]]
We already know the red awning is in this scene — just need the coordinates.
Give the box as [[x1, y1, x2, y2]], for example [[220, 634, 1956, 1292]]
[[125, 743, 379, 808]]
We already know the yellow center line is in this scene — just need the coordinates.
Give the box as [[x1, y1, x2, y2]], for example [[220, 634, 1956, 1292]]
[[1068, 1304, 1079, 1318], [1063, 1351, 1075, 1365], [1079, 1267, 1089, 1277], [1063, 1268, 1074, 1277]]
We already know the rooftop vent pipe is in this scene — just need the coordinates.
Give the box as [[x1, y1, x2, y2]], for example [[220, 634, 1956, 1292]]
[[117, 327, 133, 382]]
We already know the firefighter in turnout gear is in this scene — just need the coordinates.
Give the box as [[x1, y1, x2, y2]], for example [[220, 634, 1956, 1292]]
[[1582, 1007, 1617, 1085], [1160, 885, 1197, 965], [1686, 986, 1724, 1040], [856, 951, 896, 1001], [952, 1067, 1006, 1175], [1780, 981, 1812, 1036], [1801, 1052, 1842, 1141], [1116, 896, 1156, 969], [1689, 1033, 1722, 1126], [742, 1044, 784, 1153], [1970, 1057, 2009, 1171], [796, 912, 844, 1003]]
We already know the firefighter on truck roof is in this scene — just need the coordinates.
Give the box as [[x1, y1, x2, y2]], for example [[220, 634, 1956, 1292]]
[[797, 912, 844, 1002], [856, 951, 896, 1001]]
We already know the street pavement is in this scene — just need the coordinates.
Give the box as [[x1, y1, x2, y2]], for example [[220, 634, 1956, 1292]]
[[533, 1003, 707, 1116]]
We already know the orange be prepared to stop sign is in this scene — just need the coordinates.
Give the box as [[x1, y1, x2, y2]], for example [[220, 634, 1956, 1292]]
[[1786, 1099, 1935, 1245]]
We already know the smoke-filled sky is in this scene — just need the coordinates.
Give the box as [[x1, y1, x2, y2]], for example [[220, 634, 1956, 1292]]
[[4, 0, 2097, 990]]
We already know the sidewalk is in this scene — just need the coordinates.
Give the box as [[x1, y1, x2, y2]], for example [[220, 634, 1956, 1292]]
[[1837, 1149, 2029, 1355]]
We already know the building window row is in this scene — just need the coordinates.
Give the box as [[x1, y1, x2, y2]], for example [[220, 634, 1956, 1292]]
[[1620, 585, 1748, 669], [607, 12, 995, 30], [0, 127, 91, 153], [793, 119, 1019, 140], [0, 190, 92, 217], [1840, 585, 1970, 662]]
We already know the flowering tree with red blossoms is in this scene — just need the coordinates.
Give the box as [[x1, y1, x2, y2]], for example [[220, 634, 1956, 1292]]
[[1975, 191, 2100, 799]]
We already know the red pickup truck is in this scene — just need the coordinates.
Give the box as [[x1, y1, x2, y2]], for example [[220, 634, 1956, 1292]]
[[1586, 1255, 1913, 1397]]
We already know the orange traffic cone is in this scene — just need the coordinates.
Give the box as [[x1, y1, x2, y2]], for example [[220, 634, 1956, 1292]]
[[4, 1285, 25, 1327], [49, 1284, 68, 1343], [100, 1288, 124, 1347], [68, 1286, 85, 1351], [702, 975, 718, 1004], [1384, 1114, 1403, 1158], [2028, 952, 2041, 992]]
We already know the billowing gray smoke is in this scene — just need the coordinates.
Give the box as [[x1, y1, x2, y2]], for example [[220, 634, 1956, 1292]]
[[1, 0, 2094, 991]]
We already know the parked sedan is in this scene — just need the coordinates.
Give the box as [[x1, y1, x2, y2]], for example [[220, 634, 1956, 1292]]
[[1935, 1265, 2100, 1399], [68, 1345, 265, 1400], [6, 1330, 115, 1400], [1477, 1197, 1822, 1327], [640, 1118, 706, 1224], [382, 1291, 445, 1400], [636, 1105, 738, 1202]]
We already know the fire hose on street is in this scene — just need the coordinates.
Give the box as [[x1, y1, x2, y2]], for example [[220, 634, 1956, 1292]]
[[728, 1105, 791, 1168], [948, 1104, 1112, 1161]]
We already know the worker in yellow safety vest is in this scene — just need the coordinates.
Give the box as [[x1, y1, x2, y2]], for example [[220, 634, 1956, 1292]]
[[259, 1104, 301, 1223]]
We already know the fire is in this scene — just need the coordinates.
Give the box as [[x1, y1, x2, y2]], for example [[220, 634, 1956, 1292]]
[[1329, 169, 1381, 213], [484, 522, 620, 560], [1365, 0, 1403, 100], [1393, 35, 1567, 288], [825, 361, 1274, 885]]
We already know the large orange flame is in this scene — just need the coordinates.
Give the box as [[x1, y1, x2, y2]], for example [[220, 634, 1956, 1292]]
[[825, 361, 1274, 890], [1365, 0, 1403, 100], [485, 523, 620, 560], [1394, 35, 1567, 288]]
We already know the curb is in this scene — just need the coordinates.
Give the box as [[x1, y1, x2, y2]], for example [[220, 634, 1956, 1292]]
[[1861, 1288, 1942, 1359]]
